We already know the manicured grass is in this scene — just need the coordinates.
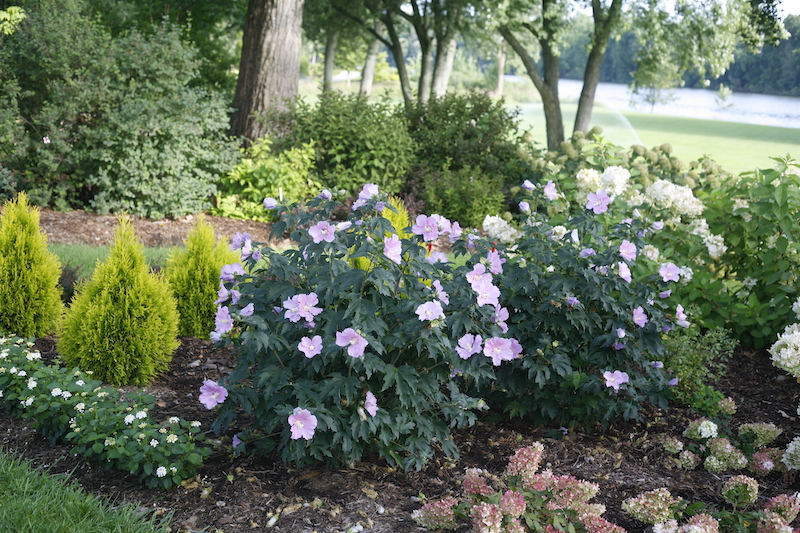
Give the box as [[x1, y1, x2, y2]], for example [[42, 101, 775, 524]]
[[515, 101, 800, 175], [49, 243, 175, 279], [0, 450, 170, 533]]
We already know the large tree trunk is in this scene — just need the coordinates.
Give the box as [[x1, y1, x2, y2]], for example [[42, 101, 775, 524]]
[[323, 28, 339, 93], [381, 12, 414, 110], [360, 21, 383, 96], [500, 25, 564, 150], [418, 39, 433, 104], [230, 0, 304, 140], [574, 0, 623, 133], [431, 35, 456, 97]]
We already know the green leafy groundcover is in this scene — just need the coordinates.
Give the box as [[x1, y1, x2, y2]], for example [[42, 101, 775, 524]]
[[0, 335, 210, 489]]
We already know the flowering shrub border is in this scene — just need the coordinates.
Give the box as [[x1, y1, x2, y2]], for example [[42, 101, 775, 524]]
[[0, 335, 210, 488]]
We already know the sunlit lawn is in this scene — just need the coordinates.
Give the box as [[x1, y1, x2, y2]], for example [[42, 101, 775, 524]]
[[515, 101, 800, 175]]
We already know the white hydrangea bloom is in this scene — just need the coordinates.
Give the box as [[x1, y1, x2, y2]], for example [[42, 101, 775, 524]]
[[482, 215, 521, 244], [600, 166, 630, 196], [697, 420, 718, 438], [576, 168, 601, 192], [550, 225, 568, 240], [783, 437, 800, 470], [792, 297, 800, 318], [770, 323, 800, 379], [645, 179, 705, 217], [642, 245, 660, 262], [689, 218, 710, 237], [156, 466, 168, 478], [678, 266, 694, 283], [703, 234, 727, 259]]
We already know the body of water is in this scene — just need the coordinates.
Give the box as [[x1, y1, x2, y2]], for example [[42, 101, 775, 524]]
[[558, 79, 800, 130], [505, 75, 800, 129]]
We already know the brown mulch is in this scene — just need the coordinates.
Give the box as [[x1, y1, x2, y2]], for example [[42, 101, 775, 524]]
[[0, 209, 798, 533]]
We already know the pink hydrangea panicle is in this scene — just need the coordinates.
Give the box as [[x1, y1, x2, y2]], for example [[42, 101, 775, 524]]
[[411, 497, 458, 530], [506, 442, 545, 480], [721, 475, 759, 506], [500, 490, 527, 517], [335, 328, 368, 358], [308, 221, 336, 243], [471, 502, 504, 532], [621, 488, 677, 525], [288, 407, 318, 440], [384, 234, 402, 264], [758, 511, 792, 533], [364, 391, 378, 417], [411, 214, 440, 241], [764, 493, 800, 523], [199, 380, 228, 409], [462, 468, 495, 498]]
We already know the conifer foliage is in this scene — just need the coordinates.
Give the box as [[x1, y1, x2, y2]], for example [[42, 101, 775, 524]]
[[0, 193, 63, 337], [165, 215, 238, 339], [58, 217, 178, 386]]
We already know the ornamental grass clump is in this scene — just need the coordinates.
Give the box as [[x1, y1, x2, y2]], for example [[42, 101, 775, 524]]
[[165, 215, 239, 338], [0, 192, 63, 337], [58, 217, 178, 386]]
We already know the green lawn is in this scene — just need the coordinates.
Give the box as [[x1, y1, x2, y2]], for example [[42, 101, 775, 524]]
[[515, 101, 800, 175]]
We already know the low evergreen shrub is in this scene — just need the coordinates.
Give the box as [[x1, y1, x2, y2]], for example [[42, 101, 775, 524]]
[[0, 192, 63, 337], [58, 217, 178, 386], [421, 166, 506, 229], [166, 216, 239, 339]]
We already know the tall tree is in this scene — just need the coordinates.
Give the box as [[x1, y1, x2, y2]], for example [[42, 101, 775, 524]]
[[494, 0, 787, 150], [230, 0, 304, 140]]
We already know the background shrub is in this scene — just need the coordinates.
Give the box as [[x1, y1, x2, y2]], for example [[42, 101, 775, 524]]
[[404, 91, 536, 185], [213, 136, 320, 222], [288, 92, 414, 196], [166, 216, 239, 339], [420, 166, 506, 228], [0, 192, 63, 337], [58, 218, 178, 386], [0, 0, 238, 218]]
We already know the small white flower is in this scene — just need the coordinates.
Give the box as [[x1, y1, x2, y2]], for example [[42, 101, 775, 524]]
[[27, 379, 37, 390], [135, 410, 147, 419], [75, 380, 85, 386], [0, 390, 3, 398], [104, 438, 116, 446], [166, 434, 178, 444], [9, 367, 17, 374], [138, 423, 147, 429], [17, 370, 26, 377], [24, 397, 34, 407], [76, 403, 85, 413], [61, 391, 72, 399], [170, 467, 177, 474], [697, 420, 718, 439], [190, 421, 201, 427], [26, 352, 41, 361], [150, 439, 159, 448], [168, 417, 180, 424], [124, 414, 135, 425], [156, 466, 167, 478], [51, 388, 62, 397]]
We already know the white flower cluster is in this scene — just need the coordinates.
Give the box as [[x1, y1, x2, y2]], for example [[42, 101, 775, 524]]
[[783, 436, 800, 470], [645, 179, 705, 217], [732, 198, 752, 222], [642, 245, 660, 262], [697, 420, 718, 439], [599, 166, 630, 196], [576, 168, 601, 192], [687, 218, 727, 259], [793, 297, 800, 319], [482, 215, 521, 244], [769, 323, 800, 379]]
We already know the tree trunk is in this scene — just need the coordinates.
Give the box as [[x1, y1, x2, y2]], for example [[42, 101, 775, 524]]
[[323, 28, 339, 93], [574, 0, 623, 134], [499, 25, 564, 150], [431, 35, 456, 97], [494, 45, 506, 98], [382, 12, 414, 110], [230, 0, 305, 140], [417, 32, 434, 104], [360, 21, 383, 96]]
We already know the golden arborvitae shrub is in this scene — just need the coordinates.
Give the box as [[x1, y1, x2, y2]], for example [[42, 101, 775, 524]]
[[58, 217, 178, 385], [165, 215, 238, 339], [0, 193, 63, 337]]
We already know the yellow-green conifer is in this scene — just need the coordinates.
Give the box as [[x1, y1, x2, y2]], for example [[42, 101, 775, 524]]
[[165, 215, 238, 338], [0, 193, 63, 337], [58, 217, 178, 385]]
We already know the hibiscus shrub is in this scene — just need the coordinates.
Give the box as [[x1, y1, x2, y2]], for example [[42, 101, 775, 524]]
[[210, 188, 508, 471]]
